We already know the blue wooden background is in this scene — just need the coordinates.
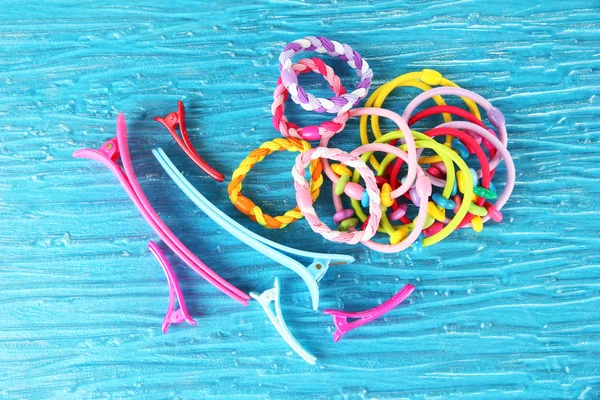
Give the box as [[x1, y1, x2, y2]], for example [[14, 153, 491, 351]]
[[1, 1, 599, 399]]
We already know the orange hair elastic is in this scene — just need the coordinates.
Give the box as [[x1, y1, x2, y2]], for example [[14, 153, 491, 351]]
[[228, 138, 323, 229]]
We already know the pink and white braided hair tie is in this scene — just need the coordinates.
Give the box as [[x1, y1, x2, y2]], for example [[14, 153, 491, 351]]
[[292, 147, 381, 245], [279, 36, 373, 114], [271, 58, 349, 141]]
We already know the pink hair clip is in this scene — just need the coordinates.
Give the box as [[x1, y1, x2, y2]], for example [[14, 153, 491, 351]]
[[148, 241, 196, 333], [154, 101, 225, 182], [323, 284, 415, 342], [73, 114, 250, 306]]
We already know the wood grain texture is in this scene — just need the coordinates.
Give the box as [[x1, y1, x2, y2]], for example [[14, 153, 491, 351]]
[[1, 0, 599, 399]]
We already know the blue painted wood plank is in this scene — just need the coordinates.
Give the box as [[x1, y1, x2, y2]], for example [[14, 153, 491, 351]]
[[1, 0, 599, 398]]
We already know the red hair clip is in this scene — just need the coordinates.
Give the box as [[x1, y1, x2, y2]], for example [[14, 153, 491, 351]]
[[154, 101, 225, 182]]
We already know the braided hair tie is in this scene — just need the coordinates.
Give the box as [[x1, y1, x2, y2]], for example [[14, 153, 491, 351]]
[[292, 147, 381, 245], [228, 138, 323, 229], [272, 58, 349, 141], [279, 36, 373, 114]]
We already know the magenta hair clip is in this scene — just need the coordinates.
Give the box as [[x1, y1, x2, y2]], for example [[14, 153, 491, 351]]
[[154, 101, 225, 182], [148, 241, 196, 333], [323, 284, 415, 342], [73, 114, 250, 306]]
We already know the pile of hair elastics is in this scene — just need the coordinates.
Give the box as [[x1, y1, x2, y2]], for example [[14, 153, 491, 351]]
[[229, 36, 515, 252], [74, 36, 515, 365]]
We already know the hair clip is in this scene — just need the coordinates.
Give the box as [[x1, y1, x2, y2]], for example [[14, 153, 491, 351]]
[[323, 284, 415, 342], [148, 241, 196, 333], [250, 278, 316, 365], [154, 101, 225, 182], [153, 147, 354, 310], [73, 114, 250, 306]]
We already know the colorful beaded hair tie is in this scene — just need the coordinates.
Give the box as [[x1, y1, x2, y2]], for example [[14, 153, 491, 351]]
[[279, 36, 373, 113], [228, 138, 324, 229]]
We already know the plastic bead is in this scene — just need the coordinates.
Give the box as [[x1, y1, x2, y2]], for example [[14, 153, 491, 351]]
[[469, 168, 479, 188], [428, 166, 443, 179], [484, 202, 503, 222], [333, 209, 355, 224], [376, 176, 388, 187], [427, 201, 446, 222], [473, 186, 497, 200], [451, 179, 458, 196], [331, 163, 352, 178], [301, 125, 320, 141], [389, 203, 408, 221], [344, 182, 364, 200], [471, 215, 483, 232], [468, 203, 488, 217], [390, 226, 409, 245], [487, 107, 505, 128], [456, 170, 468, 194], [361, 191, 369, 208], [452, 139, 469, 159], [335, 173, 350, 195], [452, 194, 462, 214], [380, 183, 393, 207], [432, 193, 455, 210], [420, 69, 442, 86], [423, 221, 444, 237], [432, 162, 447, 175], [234, 196, 255, 215], [338, 218, 359, 231]]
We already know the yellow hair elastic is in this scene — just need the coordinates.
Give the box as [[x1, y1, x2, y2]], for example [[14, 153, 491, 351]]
[[359, 69, 482, 169], [228, 138, 323, 229], [350, 130, 474, 247]]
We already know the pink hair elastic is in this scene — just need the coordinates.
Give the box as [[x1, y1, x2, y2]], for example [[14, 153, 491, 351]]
[[292, 146, 382, 244], [148, 241, 196, 333], [402, 86, 508, 170], [279, 36, 373, 113], [272, 57, 349, 141], [321, 107, 420, 201], [73, 114, 250, 306], [436, 121, 515, 228], [154, 100, 225, 182], [324, 284, 415, 342], [344, 143, 431, 253]]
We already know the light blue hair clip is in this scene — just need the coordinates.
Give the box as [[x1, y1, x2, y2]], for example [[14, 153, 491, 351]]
[[152, 148, 355, 310], [250, 278, 316, 364]]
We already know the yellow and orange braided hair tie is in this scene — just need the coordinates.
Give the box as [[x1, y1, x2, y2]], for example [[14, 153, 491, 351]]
[[228, 138, 323, 229]]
